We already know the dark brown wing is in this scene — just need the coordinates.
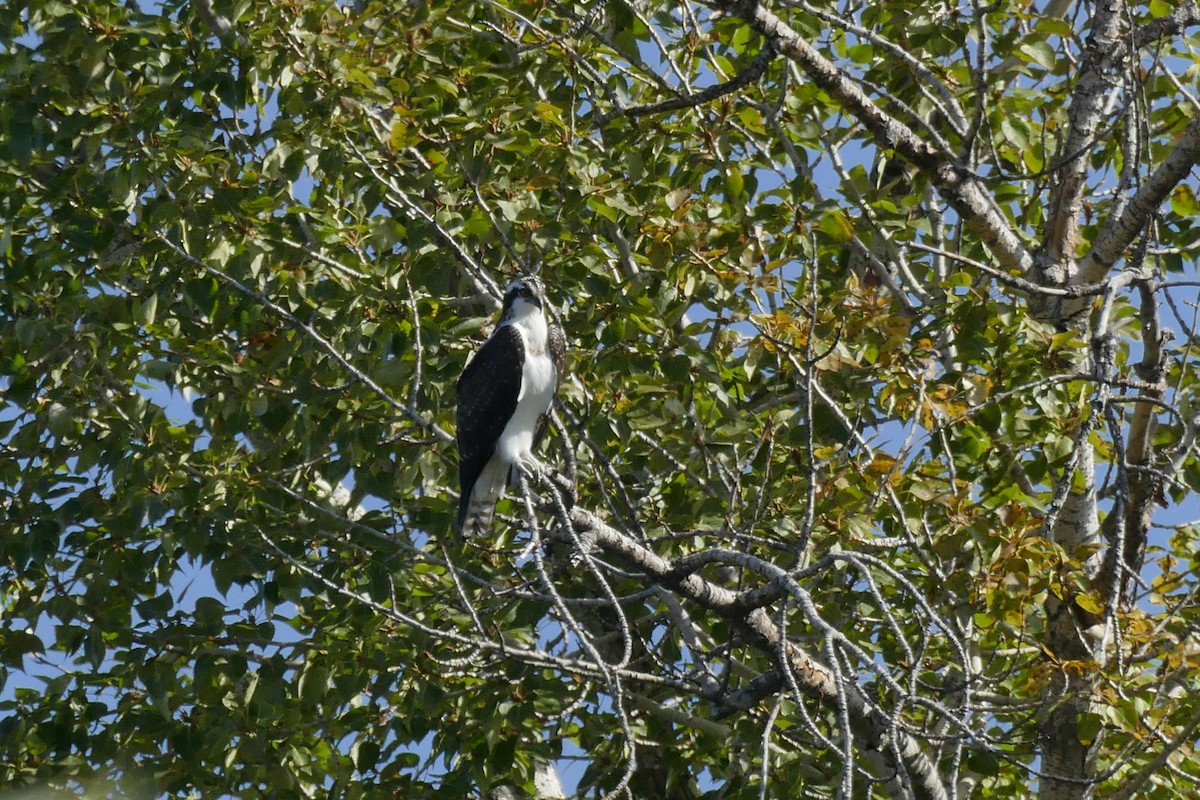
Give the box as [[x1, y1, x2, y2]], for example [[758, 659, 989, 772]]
[[455, 325, 524, 529]]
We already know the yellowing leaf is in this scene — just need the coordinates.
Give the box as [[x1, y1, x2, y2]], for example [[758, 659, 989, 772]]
[[535, 101, 564, 126], [865, 454, 897, 477], [389, 119, 410, 150], [1171, 184, 1198, 217], [1074, 593, 1104, 615]]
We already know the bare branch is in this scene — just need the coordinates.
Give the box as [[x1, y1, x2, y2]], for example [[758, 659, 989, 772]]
[[1081, 113, 1200, 280], [904, 241, 1150, 298], [1132, 4, 1200, 50], [564, 508, 953, 800], [597, 44, 777, 124], [711, 0, 1034, 275]]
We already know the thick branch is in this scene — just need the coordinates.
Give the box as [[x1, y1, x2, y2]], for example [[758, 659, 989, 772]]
[[1132, 4, 1200, 50], [904, 241, 1149, 299], [1080, 113, 1200, 281], [712, 0, 1033, 275], [1107, 280, 1169, 605], [1043, 0, 1126, 267], [566, 509, 949, 800]]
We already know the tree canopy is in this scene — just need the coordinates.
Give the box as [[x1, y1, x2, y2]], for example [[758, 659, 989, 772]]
[[3, 1, 1200, 798]]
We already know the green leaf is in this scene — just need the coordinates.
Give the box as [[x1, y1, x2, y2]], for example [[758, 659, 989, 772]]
[[7, 118, 33, 166], [817, 209, 854, 242], [725, 167, 745, 198], [1077, 712, 1104, 745], [1018, 41, 1056, 70], [1000, 118, 1030, 150], [588, 197, 619, 222], [966, 748, 1000, 777], [135, 293, 158, 327], [0, 630, 44, 667], [1148, 0, 1172, 17], [351, 738, 380, 772], [731, 24, 753, 54]]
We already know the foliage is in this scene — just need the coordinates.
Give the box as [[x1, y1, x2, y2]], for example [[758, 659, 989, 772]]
[[2, 1, 1200, 799]]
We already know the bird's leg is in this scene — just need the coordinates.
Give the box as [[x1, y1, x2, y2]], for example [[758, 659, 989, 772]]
[[526, 458, 546, 479], [515, 454, 546, 481], [511, 455, 576, 512]]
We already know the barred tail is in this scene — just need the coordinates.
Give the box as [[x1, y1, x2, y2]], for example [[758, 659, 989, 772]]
[[456, 460, 506, 538], [457, 497, 497, 538]]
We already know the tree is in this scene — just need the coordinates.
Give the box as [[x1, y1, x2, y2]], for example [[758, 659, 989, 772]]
[[3, 0, 1200, 798]]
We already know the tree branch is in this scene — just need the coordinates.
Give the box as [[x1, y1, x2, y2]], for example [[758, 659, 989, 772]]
[[1132, 4, 1200, 50], [1080, 113, 1200, 281], [1107, 278, 1169, 607], [1042, 0, 1127, 268], [711, 0, 1033, 275], [596, 44, 777, 124], [903, 241, 1148, 299], [564, 508, 951, 800], [155, 233, 454, 444]]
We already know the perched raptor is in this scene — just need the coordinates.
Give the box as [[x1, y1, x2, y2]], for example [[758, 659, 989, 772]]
[[455, 277, 566, 537]]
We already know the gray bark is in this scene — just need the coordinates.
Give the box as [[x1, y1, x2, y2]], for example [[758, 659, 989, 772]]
[[716, 0, 1034, 276], [563, 510, 951, 800]]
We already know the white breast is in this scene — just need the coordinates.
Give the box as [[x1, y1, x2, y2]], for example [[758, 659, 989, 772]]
[[496, 307, 555, 465]]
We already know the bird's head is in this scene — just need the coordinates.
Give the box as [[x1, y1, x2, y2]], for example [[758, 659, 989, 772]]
[[500, 277, 546, 320]]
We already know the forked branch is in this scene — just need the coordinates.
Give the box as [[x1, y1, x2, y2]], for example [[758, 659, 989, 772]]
[[710, 0, 1033, 276], [561, 508, 952, 800]]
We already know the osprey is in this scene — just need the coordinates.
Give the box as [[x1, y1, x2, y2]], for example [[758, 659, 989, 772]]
[[455, 277, 566, 537]]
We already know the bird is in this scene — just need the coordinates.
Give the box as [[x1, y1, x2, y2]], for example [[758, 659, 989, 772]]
[[455, 277, 566, 537]]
